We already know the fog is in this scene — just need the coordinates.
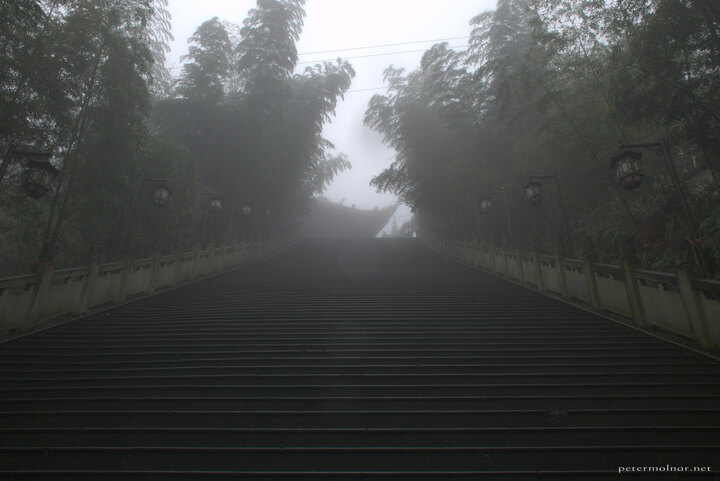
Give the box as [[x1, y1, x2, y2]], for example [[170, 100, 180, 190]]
[[166, 0, 497, 234]]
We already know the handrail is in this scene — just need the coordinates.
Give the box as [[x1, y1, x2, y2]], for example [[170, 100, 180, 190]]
[[419, 229, 719, 352], [0, 231, 299, 335], [0, 272, 40, 287]]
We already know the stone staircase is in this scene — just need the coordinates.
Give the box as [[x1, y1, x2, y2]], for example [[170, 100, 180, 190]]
[[0, 238, 718, 479]]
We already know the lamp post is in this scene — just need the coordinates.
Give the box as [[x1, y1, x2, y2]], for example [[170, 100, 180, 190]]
[[192, 191, 223, 216], [208, 196, 224, 214], [118, 174, 171, 257], [226, 199, 254, 242], [525, 172, 574, 258], [186, 191, 223, 249], [204, 196, 223, 247], [243, 205, 253, 239], [264, 208, 279, 238], [2, 147, 62, 265], [613, 138, 708, 275], [0, 146, 60, 198], [476, 187, 514, 243]]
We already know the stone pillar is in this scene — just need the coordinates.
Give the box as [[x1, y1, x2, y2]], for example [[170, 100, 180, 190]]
[[554, 253, 569, 300], [500, 248, 509, 278], [533, 252, 545, 292], [114, 257, 135, 303], [171, 249, 184, 286], [190, 245, 201, 280], [218, 243, 228, 271], [582, 257, 601, 310], [206, 243, 215, 275], [581, 237, 601, 310], [621, 259, 647, 328], [517, 252, 527, 285], [75, 254, 100, 315], [21, 261, 54, 332], [676, 267, 712, 349], [145, 253, 162, 295]]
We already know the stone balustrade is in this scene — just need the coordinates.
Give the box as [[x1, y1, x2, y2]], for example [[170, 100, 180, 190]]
[[421, 230, 720, 351], [0, 233, 297, 334]]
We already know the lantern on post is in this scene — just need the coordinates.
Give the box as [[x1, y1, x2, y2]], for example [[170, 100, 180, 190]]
[[209, 196, 224, 214], [479, 196, 493, 213], [118, 175, 172, 257], [525, 173, 574, 258], [476, 187, 514, 244], [1, 147, 59, 198], [22, 156, 60, 198], [616, 139, 709, 276], [151, 183, 172, 207], [524, 181, 543, 205], [610, 150, 643, 191]]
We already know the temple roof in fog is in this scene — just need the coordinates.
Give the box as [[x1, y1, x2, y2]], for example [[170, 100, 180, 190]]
[[297, 197, 398, 238]]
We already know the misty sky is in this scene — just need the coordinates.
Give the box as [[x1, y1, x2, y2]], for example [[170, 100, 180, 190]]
[[166, 0, 497, 232]]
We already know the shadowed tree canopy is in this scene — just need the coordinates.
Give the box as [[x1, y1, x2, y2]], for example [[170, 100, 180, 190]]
[[1, 0, 355, 274], [0, 0, 203, 273], [176, 17, 232, 102], [156, 0, 354, 227], [366, 0, 720, 276], [236, 0, 306, 99]]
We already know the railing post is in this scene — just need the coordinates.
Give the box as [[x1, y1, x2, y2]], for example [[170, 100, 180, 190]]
[[582, 257, 601, 310], [244, 240, 251, 263], [171, 249, 184, 286], [145, 253, 162, 295], [75, 257, 100, 315], [190, 246, 202, 279], [554, 253, 569, 300], [533, 252, 545, 292], [226, 243, 236, 268], [621, 259, 647, 328], [500, 247, 509, 277], [517, 252, 527, 284], [486, 246, 493, 273], [114, 258, 134, 303], [472, 241, 481, 267], [218, 243, 228, 271], [676, 267, 712, 349], [207, 246, 216, 274], [21, 262, 54, 332], [239, 242, 246, 265]]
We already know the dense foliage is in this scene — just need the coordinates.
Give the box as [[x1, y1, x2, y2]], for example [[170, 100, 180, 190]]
[[366, 0, 720, 276], [155, 0, 354, 248], [1, 0, 353, 274]]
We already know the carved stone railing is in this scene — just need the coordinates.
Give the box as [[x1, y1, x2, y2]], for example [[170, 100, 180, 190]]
[[420, 230, 720, 351], [0, 232, 298, 335]]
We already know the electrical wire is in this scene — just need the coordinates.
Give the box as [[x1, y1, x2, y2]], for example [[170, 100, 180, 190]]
[[166, 35, 471, 70], [297, 36, 469, 56], [344, 86, 388, 93], [297, 44, 467, 65]]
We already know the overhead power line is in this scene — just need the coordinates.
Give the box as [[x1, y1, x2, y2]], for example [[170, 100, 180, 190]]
[[297, 44, 467, 65], [168, 43, 468, 70], [166, 35, 471, 70], [345, 86, 388, 93], [297, 36, 469, 56]]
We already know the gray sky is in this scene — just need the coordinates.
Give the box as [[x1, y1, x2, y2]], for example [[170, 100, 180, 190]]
[[166, 0, 497, 231]]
